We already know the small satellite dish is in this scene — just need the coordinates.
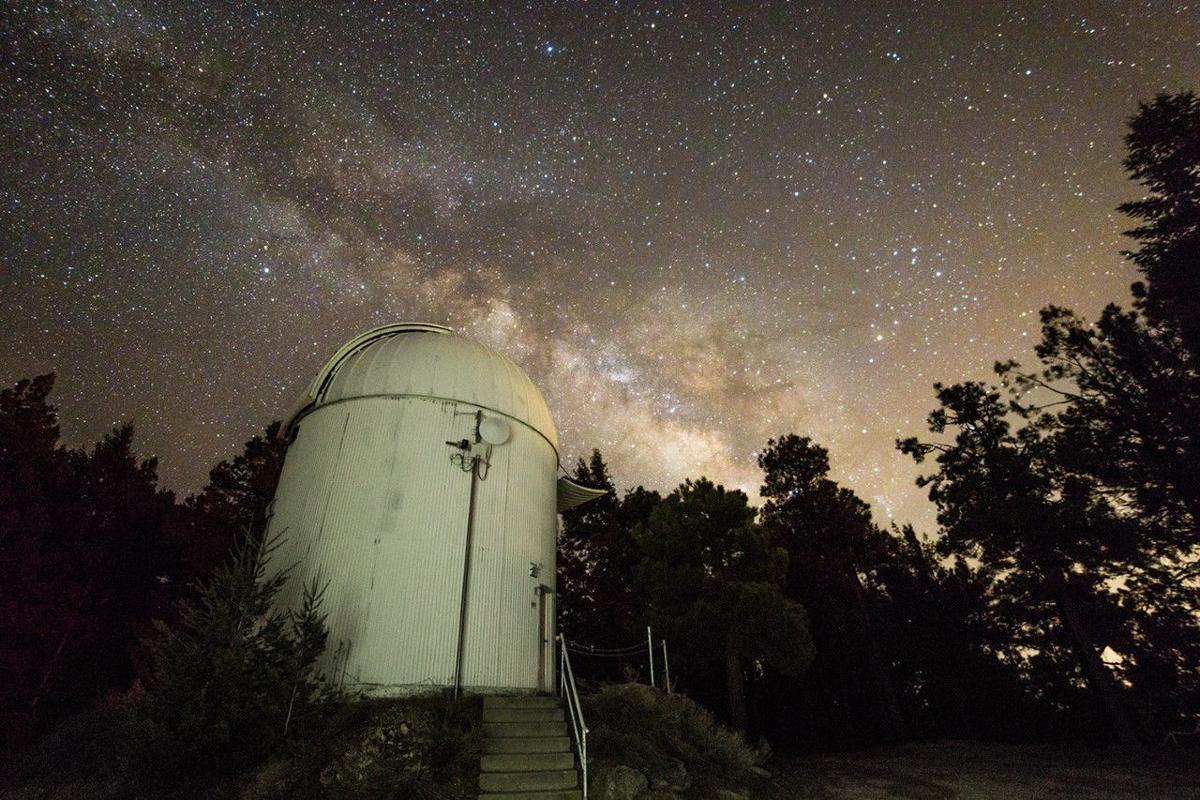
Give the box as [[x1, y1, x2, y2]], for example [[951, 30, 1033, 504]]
[[479, 416, 511, 446]]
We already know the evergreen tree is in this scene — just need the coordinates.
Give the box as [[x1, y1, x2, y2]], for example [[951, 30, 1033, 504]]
[[137, 534, 330, 783], [636, 478, 813, 731], [899, 382, 1142, 744], [756, 435, 906, 745], [987, 92, 1200, 731], [1119, 91, 1200, 355], [179, 421, 289, 585], [557, 450, 659, 654], [0, 375, 177, 743], [996, 306, 1200, 731]]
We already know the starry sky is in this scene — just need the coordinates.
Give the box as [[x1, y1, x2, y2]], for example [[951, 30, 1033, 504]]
[[2, 2, 1198, 532]]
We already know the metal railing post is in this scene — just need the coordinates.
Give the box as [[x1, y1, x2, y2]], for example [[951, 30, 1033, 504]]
[[661, 639, 671, 695], [646, 625, 655, 688], [557, 634, 588, 800]]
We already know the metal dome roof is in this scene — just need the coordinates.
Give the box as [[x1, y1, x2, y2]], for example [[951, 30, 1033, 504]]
[[284, 323, 558, 449]]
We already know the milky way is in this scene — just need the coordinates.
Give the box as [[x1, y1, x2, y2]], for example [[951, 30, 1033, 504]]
[[3, 2, 1198, 531]]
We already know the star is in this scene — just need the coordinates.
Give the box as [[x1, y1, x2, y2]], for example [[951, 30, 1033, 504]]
[[2, 2, 1194, 534]]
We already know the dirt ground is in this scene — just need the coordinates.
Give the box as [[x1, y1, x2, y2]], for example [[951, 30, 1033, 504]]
[[765, 740, 1200, 799]]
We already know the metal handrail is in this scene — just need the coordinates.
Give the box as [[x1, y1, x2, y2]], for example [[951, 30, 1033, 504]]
[[557, 633, 588, 799]]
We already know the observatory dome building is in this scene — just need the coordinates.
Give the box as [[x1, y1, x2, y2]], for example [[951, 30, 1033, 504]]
[[265, 323, 603, 695]]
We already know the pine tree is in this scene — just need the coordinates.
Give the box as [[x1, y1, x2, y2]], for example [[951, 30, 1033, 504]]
[[636, 478, 812, 731], [899, 382, 1142, 744], [557, 450, 659, 654], [1119, 91, 1200, 355], [757, 435, 907, 744], [137, 534, 330, 783], [986, 92, 1200, 732]]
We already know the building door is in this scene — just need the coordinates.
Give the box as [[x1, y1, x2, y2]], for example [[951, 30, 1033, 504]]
[[536, 584, 554, 692]]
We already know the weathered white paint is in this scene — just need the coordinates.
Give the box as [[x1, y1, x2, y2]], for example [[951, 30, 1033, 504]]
[[266, 324, 562, 695]]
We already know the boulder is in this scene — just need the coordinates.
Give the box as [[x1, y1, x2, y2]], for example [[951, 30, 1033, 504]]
[[754, 735, 773, 764], [648, 757, 691, 792], [592, 765, 649, 800]]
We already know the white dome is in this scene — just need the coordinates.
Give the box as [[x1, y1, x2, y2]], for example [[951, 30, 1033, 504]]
[[287, 323, 557, 449]]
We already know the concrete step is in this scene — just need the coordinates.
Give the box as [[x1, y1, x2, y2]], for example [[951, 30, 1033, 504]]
[[483, 707, 565, 723], [481, 752, 576, 773], [479, 769, 578, 793], [483, 736, 571, 754], [479, 792, 581, 800], [483, 721, 569, 739], [483, 695, 562, 709]]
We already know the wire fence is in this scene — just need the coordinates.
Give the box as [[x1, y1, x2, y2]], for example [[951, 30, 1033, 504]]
[[561, 626, 672, 694]]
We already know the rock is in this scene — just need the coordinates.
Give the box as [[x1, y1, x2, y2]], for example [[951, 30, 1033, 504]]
[[244, 758, 293, 798], [648, 757, 691, 791], [319, 703, 436, 790], [592, 765, 649, 800]]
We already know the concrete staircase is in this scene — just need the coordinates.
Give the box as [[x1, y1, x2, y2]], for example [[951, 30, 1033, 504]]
[[479, 695, 581, 800]]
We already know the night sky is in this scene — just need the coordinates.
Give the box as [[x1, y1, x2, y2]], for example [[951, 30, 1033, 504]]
[[3, 2, 1198, 532]]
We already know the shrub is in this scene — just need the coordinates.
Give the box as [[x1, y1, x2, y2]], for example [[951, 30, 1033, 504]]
[[0, 698, 139, 799], [133, 534, 331, 786], [583, 683, 757, 794], [309, 694, 482, 800]]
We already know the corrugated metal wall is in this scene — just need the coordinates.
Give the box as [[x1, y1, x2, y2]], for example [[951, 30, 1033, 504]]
[[267, 394, 557, 695]]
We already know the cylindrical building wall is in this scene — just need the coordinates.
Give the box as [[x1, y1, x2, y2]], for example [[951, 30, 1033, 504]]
[[265, 325, 559, 695]]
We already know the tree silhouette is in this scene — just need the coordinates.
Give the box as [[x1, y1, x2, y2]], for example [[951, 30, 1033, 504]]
[[757, 435, 906, 744], [0, 375, 176, 744], [984, 91, 1200, 734], [1119, 91, 1200, 356], [636, 478, 813, 731], [177, 421, 289, 587], [557, 450, 659, 660], [899, 382, 1142, 744]]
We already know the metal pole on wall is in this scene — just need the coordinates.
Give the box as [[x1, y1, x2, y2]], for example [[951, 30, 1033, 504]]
[[451, 411, 483, 700], [647, 625, 655, 688], [661, 639, 671, 695], [452, 452, 479, 700]]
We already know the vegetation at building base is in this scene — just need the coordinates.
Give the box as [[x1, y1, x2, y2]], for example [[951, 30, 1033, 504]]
[[244, 695, 482, 800], [1, 530, 481, 800], [2, 692, 482, 800], [1, 481, 479, 799], [583, 683, 768, 800], [134, 534, 332, 787], [1, 91, 1198, 797]]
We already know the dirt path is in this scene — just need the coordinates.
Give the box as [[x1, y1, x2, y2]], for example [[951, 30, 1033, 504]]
[[764, 740, 1200, 799]]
